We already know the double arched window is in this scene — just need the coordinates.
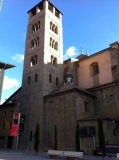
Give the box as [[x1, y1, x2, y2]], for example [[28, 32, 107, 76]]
[[50, 37, 58, 51], [32, 21, 40, 33], [30, 37, 39, 49], [50, 21, 58, 34]]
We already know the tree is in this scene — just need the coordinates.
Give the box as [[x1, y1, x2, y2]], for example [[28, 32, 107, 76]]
[[54, 125, 57, 150], [98, 119, 106, 160], [76, 123, 80, 151], [34, 123, 40, 155]]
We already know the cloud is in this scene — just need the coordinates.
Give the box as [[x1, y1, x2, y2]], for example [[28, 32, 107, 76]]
[[3, 76, 19, 90], [64, 46, 78, 60], [11, 54, 24, 63]]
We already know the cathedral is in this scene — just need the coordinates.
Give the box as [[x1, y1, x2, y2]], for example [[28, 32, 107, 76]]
[[1, 0, 119, 155]]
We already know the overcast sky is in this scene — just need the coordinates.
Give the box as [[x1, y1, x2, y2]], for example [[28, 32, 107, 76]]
[[0, 0, 119, 104]]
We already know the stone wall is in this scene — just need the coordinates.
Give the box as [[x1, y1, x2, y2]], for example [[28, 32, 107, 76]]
[[44, 90, 95, 151]]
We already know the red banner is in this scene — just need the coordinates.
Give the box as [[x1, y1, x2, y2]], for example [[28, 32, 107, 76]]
[[10, 112, 19, 136]]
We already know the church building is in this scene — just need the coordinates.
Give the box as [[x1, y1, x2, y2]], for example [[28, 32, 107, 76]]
[[1, 0, 119, 155]]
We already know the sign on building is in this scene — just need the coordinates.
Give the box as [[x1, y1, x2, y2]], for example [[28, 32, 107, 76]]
[[10, 112, 19, 136], [19, 114, 25, 136]]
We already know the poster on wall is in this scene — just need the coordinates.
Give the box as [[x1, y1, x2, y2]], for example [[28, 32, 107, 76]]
[[10, 112, 19, 136], [19, 114, 25, 136]]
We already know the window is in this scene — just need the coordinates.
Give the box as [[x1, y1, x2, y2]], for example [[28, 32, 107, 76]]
[[29, 131, 32, 141], [28, 76, 30, 85], [31, 8, 36, 17], [37, 3, 43, 12], [56, 77, 59, 86], [50, 21, 58, 35], [35, 74, 38, 82], [3, 111, 6, 117], [85, 102, 90, 112], [49, 74, 52, 83], [32, 21, 40, 33], [93, 64, 99, 75], [55, 26, 58, 34], [2, 123, 5, 129], [51, 56, 57, 66], [48, 3, 53, 13], [90, 62, 99, 76], [54, 42, 58, 51], [55, 9, 60, 18], [10, 111, 13, 117], [31, 55, 37, 67], [30, 37, 39, 49], [50, 37, 58, 51]]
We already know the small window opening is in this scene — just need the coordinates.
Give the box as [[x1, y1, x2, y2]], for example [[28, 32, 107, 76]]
[[29, 131, 32, 141], [54, 42, 58, 51], [85, 102, 89, 112], [55, 26, 58, 34], [53, 57, 57, 66], [48, 4, 53, 13], [3, 111, 6, 117], [2, 123, 5, 129], [28, 76, 30, 85], [10, 111, 13, 117], [55, 9, 59, 18], [37, 3, 43, 13], [31, 8, 36, 17], [49, 74, 52, 83], [93, 64, 99, 75], [35, 74, 38, 82], [56, 77, 59, 86]]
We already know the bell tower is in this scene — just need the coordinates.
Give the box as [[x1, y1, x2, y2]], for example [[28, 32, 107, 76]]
[[20, 0, 63, 149]]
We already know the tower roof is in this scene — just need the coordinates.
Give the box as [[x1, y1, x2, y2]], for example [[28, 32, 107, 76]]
[[27, 0, 63, 15], [0, 61, 15, 70]]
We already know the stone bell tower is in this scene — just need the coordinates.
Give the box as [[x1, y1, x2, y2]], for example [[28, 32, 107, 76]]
[[20, 0, 63, 149]]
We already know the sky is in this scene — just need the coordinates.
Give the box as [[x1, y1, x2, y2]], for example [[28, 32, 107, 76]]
[[0, 0, 119, 104]]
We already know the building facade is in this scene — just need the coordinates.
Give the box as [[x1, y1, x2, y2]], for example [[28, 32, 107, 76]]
[[1, 0, 119, 155]]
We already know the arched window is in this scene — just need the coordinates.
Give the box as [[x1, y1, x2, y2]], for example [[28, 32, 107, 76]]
[[56, 77, 58, 86], [52, 40, 55, 48], [34, 55, 37, 64], [50, 21, 52, 30], [50, 37, 52, 46], [53, 57, 57, 66], [31, 57, 35, 66], [49, 74, 52, 83], [30, 40, 34, 49], [55, 26, 58, 34], [35, 23, 38, 31], [52, 24, 55, 32], [37, 37, 39, 46], [32, 25, 35, 33], [54, 42, 58, 51], [31, 55, 37, 67]]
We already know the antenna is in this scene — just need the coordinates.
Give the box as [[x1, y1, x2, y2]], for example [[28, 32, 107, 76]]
[[0, 0, 3, 11]]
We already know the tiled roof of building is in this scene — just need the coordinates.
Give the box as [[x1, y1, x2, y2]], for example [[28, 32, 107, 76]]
[[77, 114, 119, 122], [44, 84, 95, 98]]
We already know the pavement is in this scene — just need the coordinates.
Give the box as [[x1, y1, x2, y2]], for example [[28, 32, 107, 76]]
[[0, 149, 116, 160]]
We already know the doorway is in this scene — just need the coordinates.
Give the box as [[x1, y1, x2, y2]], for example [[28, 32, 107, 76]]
[[7, 136, 13, 148]]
